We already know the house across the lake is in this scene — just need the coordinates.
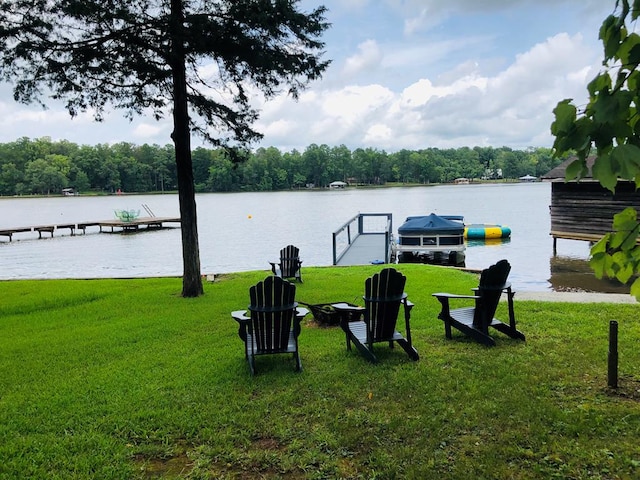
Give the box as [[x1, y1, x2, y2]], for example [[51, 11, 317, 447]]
[[519, 174, 537, 182], [329, 181, 347, 189]]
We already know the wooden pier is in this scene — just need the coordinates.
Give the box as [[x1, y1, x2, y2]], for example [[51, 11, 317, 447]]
[[0, 217, 181, 241]]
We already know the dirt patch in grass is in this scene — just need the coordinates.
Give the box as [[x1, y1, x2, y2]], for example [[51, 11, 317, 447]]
[[253, 436, 283, 451], [136, 452, 192, 479], [605, 375, 640, 402]]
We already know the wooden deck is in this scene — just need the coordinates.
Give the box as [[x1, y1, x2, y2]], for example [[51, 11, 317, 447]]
[[0, 217, 180, 241]]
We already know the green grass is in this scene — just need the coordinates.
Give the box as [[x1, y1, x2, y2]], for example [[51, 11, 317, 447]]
[[1, 265, 639, 479]]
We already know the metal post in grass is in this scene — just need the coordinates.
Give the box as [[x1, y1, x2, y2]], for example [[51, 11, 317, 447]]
[[608, 320, 618, 389]]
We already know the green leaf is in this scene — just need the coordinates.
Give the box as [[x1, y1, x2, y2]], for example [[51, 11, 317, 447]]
[[589, 253, 607, 279], [551, 100, 577, 135], [589, 252, 607, 279], [565, 159, 587, 181], [631, 0, 640, 21], [610, 230, 628, 249], [612, 206, 638, 230], [617, 32, 640, 64], [621, 224, 640, 250], [629, 42, 640, 65], [592, 153, 618, 191], [612, 251, 634, 282], [590, 235, 610, 255], [630, 277, 640, 300], [600, 15, 622, 60], [610, 144, 640, 180], [604, 252, 617, 278], [592, 89, 632, 125], [627, 69, 640, 91], [587, 73, 612, 97]]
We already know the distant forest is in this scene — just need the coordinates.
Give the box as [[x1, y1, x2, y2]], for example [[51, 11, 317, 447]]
[[0, 137, 565, 195]]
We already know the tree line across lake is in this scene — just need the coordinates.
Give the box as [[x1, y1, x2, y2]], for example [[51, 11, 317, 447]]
[[0, 137, 565, 195]]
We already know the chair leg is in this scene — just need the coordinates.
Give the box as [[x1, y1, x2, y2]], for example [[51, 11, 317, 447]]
[[248, 354, 256, 376], [354, 342, 378, 363], [396, 339, 420, 361], [492, 322, 526, 341], [444, 318, 453, 339], [294, 351, 302, 372]]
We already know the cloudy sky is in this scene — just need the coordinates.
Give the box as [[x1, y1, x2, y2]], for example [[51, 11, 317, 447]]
[[0, 0, 616, 152]]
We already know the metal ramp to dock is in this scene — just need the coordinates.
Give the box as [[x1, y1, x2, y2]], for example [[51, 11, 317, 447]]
[[333, 213, 394, 266]]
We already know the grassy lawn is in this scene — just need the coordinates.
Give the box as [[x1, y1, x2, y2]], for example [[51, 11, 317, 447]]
[[1, 264, 639, 479]]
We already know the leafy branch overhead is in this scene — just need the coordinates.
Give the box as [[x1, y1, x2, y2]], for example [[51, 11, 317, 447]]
[[551, 0, 640, 297]]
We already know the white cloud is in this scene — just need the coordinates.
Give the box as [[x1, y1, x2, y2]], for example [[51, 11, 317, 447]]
[[343, 40, 384, 77], [254, 30, 600, 151], [363, 123, 393, 144], [132, 123, 167, 140]]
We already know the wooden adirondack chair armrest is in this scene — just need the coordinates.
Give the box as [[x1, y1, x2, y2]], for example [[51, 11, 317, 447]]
[[231, 310, 250, 322], [471, 282, 511, 294], [332, 303, 365, 329], [231, 310, 250, 342], [402, 297, 414, 341], [269, 262, 278, 274], [432, 293, 480, 300], [292, 307, 309, 337], [332, 303, 365, 312], [431, 293, 479, 316]]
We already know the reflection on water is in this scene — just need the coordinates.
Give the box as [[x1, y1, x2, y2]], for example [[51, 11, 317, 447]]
[[466, 237, 511, 248], [549, 256, 631, 294]]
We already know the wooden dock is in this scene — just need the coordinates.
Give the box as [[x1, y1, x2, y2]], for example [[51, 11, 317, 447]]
[[0, 217, 181, 241]]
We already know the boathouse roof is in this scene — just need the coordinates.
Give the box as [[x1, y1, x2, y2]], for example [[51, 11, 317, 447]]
[[542, 156, 596, 180]]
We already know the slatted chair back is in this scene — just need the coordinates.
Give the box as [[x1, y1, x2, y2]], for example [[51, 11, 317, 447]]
[[248, 276, 297, 353], [279, 245, 301, 278], [363, 268, 406, 342], [473, 259, 511, 331]]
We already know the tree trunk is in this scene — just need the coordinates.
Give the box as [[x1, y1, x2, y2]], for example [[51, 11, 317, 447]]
[[170, 0, 203, 297]]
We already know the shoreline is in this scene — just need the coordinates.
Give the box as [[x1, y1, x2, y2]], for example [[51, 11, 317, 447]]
[[515, 291, 638, 303]]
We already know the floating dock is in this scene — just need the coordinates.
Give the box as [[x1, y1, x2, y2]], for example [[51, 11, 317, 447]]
[[0, 217, 181, 242], [333, 213, 394, 266]]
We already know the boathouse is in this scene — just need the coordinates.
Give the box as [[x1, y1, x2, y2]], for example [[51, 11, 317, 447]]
[[542, 156, 640, 247]]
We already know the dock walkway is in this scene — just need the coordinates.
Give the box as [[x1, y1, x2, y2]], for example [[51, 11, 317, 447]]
[[335, 233, 391, 266], [0, 217, 180, 241], [333, 213, 394, 266]]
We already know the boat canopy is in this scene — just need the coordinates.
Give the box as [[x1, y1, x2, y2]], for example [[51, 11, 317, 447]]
[[398, 213, 464, 235]]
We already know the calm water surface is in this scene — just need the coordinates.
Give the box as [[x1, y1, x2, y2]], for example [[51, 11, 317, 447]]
[[0, 183, 622, 292]]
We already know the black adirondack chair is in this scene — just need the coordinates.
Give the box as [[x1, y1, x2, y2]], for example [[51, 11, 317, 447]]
[[334, 267, 419, 363], [270, 245, 303, 283], [231, 275, 308, 375], [432, 259, 525, 346]]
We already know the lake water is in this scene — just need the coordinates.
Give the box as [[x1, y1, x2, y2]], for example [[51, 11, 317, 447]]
[[0, 182, 627, 293]]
